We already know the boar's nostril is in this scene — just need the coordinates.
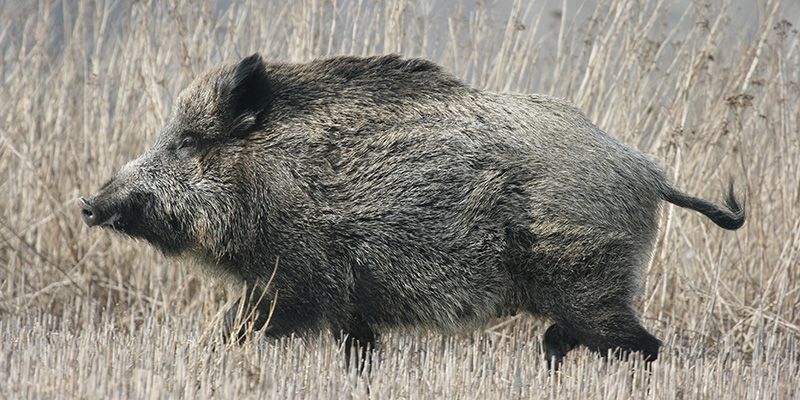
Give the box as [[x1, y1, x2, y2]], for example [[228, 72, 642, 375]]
[[80, 197, 99, 227]]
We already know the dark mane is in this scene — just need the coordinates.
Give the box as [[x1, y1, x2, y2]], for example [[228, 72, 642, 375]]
[[270, 55, 467, 102], [309, 54, 458, 83]]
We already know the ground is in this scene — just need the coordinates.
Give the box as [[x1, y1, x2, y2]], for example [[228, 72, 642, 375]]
[[1, 1, 798, 398]]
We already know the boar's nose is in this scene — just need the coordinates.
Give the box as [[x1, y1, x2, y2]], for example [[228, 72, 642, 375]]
[[80, 197, 100, 227]]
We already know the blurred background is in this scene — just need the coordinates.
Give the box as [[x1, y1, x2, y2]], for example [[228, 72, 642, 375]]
[[1, 1, 798, 398]]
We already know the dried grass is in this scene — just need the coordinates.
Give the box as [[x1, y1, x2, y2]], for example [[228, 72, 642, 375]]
[[1, 0, 798, 398]]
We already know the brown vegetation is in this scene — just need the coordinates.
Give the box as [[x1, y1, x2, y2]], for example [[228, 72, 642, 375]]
[[1, 0, 798, 398]]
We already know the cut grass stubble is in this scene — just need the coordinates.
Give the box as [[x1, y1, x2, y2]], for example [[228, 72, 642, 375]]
[[1, 0, 798, 398]]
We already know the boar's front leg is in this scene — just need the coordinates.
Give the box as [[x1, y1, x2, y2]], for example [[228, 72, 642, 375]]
[[332, 313, 377, 373], [222, 285, 274, 344], [543, 323, 580, 369]]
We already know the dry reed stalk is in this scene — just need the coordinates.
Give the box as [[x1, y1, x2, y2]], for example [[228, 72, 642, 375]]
[[0, 0, 797, 398]]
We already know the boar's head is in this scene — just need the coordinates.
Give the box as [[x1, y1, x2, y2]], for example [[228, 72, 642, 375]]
[[80, 54, 272, 257]]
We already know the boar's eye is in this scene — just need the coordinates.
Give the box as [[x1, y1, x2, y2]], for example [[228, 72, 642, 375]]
[[179, 136, 197, 149], [176, 135, 199, 157]]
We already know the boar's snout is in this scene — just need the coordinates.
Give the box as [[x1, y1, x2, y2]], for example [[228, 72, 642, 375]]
[[79, 197, 100, 227], [79, 155, 192, 255], [79, 195, 120, 228], [80, 171, 133, 229]]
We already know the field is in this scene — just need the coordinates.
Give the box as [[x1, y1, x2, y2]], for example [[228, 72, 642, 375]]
[[1, 0, 799, 398]]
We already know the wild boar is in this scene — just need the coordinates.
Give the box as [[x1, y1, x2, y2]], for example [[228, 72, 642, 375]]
[[81, 54, 745, 368]]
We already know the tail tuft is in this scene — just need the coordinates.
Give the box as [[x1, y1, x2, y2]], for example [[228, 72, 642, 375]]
[[721, 180, 745, 230]]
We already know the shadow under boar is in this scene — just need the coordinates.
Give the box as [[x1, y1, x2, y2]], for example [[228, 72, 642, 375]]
[[81, 54, 745, 369]]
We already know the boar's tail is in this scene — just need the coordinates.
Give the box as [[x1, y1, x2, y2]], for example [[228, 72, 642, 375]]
[[661, 179, 746, 230]]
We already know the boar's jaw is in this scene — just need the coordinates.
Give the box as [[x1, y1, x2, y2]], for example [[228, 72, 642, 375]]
[[81, 188, 190, 255]]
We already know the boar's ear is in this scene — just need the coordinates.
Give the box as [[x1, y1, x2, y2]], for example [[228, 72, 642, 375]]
[[224, 53, 273, 135]]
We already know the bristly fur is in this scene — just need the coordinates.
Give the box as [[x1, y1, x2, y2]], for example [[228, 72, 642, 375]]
[[82, 54, 745, 368]]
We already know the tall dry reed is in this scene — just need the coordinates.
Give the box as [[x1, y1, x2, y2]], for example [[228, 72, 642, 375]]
[[1, 0, 798, 398]]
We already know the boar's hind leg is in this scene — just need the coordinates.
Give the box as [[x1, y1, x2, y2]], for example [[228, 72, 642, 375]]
[[587, 311, 661, 362], [332, 314, 376, 373], [560, 306, 661, 364]]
